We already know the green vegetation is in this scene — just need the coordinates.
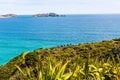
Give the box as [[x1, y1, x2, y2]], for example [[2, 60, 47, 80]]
[[0, 38, 120, 80]]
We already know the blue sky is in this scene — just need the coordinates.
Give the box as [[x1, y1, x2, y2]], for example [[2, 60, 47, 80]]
[[0, 0, 120, 14]]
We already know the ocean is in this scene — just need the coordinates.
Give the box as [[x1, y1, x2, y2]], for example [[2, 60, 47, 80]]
[[0, 14, 120, 64]]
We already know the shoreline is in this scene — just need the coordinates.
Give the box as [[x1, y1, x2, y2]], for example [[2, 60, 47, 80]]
[[0, 38, 119, 79], [0, 38, 119, 64]]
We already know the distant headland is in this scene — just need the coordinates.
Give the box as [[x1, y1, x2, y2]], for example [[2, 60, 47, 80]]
[[0, 14, 16, 18], [0, 13, 65, 18], [33, 13, 65, 17]]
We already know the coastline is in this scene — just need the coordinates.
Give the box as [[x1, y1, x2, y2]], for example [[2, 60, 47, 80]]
[[0, 38, 120, 79], [0, 38, 118, 65], [0, 14, 120, 65]]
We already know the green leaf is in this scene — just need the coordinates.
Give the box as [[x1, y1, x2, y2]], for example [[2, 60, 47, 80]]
[[15, 65, 26, 76], [55, 61, 69, 80], [62, 72, 73, 80]]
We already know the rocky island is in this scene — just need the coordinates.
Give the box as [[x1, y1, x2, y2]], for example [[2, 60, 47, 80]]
[[33, 13, 65, 17], [0, 14, 16, 18]]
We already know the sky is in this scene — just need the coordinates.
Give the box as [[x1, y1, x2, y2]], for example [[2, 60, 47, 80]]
[[0, 0, 120, 14]]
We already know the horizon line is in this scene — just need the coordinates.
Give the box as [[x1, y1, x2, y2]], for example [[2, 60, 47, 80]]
[[1, 13, 120, 15]]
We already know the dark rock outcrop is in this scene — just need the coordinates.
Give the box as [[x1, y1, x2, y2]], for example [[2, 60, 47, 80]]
[[33, 13, 64, 17], [0, 14, 16, 18]]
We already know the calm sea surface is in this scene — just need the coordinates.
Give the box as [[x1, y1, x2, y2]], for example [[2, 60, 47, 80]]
[[0, 15, 120, 64]]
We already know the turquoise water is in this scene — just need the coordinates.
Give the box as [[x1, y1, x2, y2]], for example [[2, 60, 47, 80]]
[[0, 15, 120, 64]]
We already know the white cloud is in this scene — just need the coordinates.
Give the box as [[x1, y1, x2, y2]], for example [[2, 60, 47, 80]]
[[0, 0, 120, 14]]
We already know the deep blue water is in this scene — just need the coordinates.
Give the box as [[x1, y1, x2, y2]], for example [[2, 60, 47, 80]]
[[0, 14, 120, 64]]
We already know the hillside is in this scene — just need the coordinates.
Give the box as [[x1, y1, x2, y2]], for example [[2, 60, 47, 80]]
[[0, 38, 120, 80]]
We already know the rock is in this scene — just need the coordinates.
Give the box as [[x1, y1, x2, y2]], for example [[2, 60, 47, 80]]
[[0, 14, 16, 18], [33, 13, 64, 17]]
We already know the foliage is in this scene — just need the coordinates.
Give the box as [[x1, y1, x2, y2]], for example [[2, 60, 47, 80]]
[[14, 55, 120, 80], [0, 38, 120, 80]]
